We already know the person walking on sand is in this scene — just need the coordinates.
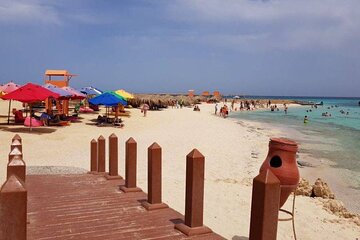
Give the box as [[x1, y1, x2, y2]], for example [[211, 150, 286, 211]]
[[141, 103, 149, 117]]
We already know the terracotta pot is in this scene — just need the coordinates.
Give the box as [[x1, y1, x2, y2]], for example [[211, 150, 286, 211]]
[[260, 138, 300, 208]]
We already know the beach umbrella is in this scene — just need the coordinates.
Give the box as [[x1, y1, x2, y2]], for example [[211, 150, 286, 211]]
[[1, 83, 60, 130], [62, 86, 86, 99], [0, 81, 20, 93], [0, 81, 21, 124], [233, 96, 240, 99], [89, 92, 127, 106], [79, 86, 103, 95], [114, 89, 134, 100], [2, 83, 60, 102], [43, 84, 72, 99]]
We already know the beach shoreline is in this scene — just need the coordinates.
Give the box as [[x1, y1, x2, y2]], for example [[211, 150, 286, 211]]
[[224, 104, 360, 214], [1, 100, 359, 239]]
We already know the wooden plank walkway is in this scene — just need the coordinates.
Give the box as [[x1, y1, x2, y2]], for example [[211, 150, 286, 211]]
[[26, 174, 224, 240]]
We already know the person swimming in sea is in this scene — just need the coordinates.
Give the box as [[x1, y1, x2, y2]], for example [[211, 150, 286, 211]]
[[304, 115, 308, 123]]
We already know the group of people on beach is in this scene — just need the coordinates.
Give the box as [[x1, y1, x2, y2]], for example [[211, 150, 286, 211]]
[[214, 103, 229, 118], [193, 105, 200, 111], [12, 108, 71, 126], [170, 100, 184, 109]]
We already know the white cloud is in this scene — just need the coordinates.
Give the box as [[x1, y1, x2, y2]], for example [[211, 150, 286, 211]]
[[0, 0, 110, 26], [166, 0, 360, 51], [0, 0, 61, 25]]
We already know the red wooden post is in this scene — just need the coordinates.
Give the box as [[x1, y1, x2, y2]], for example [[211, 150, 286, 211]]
[[175, 149, 212, 236], [249, 169, 281, 240], [12, 134, 22, 144], [97, 135, 106, 174], [11, 139, 22, 152], [8, 147, 22, 162], [7, 155, 26, 183], [120, 137, 141, 192], [0, 175, 27, 240], [142, 142, 168, 210], [106, 133, 122, 180], [88, 139, 98, 173]]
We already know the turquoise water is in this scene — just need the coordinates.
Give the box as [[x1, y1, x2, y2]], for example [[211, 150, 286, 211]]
[[229, 97, 360, 188]]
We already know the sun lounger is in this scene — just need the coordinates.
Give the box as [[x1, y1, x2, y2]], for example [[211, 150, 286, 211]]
[[48, 121, 70, 126], [79, 107, 94, 113]]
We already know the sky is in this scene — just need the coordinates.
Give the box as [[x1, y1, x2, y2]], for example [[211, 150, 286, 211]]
[[0, 0, 360, 97]]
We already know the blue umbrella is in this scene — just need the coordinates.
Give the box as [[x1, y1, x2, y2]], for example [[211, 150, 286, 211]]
[[89, 92, 127, 106], [43, 84, 72, 98], [79, 86, 103, 95]]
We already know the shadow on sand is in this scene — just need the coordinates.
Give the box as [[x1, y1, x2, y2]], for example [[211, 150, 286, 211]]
[[0, 126, 57, 135], [232, 236, 249, 240]]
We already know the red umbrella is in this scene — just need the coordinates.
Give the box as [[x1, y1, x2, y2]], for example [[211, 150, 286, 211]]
[[1, 83, 60, 130], [2, 83, 60, 102]]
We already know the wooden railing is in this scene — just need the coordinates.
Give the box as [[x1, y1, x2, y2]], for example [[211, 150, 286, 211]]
[[1, 133, 283, 240]]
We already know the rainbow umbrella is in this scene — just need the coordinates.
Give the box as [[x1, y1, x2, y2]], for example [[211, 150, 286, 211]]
[[114, 89, 134, 100]]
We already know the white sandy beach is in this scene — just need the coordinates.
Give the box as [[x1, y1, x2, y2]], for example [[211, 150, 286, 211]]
[[0, 100, 359, 240]]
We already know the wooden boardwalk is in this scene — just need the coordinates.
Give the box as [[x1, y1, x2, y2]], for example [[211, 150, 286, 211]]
[[26, 174, 224, 240]]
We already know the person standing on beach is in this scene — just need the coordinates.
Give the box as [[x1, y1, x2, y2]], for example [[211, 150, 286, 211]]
[[215, 103, 218, 115], [141, 103, 149, 117]]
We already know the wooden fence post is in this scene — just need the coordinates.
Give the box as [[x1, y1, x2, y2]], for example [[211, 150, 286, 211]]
[[11, 139, 22, 152], [7, 155, 26, 183], [120, 137, 141, 192], [8, 147, 23, 163], [0, 175, 27, 240], [175, 149, 212, 236], [142, 142, 168, 210], [249, 169, 281, 240], [106, 133, 122, 180], [97, 135, 106, 174], [12, 134, 22, 144], [89, 139, 98, 173]]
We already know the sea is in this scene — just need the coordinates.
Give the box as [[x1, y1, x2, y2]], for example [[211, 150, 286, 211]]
[[227, 96, 360, 212]]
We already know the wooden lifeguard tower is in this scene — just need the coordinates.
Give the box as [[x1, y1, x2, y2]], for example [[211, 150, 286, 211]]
[[44, 70, 78, 115], [213, 91, 221, 99], [188, 89, 195, 98]]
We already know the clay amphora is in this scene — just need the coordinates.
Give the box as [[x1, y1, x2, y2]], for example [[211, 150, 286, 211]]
[[260, 138, 299, 207]]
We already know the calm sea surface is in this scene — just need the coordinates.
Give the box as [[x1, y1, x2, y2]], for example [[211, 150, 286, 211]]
[[228, 97, 360, 191]]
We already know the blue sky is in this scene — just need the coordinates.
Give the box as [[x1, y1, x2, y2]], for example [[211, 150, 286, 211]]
[[1, 0, 360, 97]]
